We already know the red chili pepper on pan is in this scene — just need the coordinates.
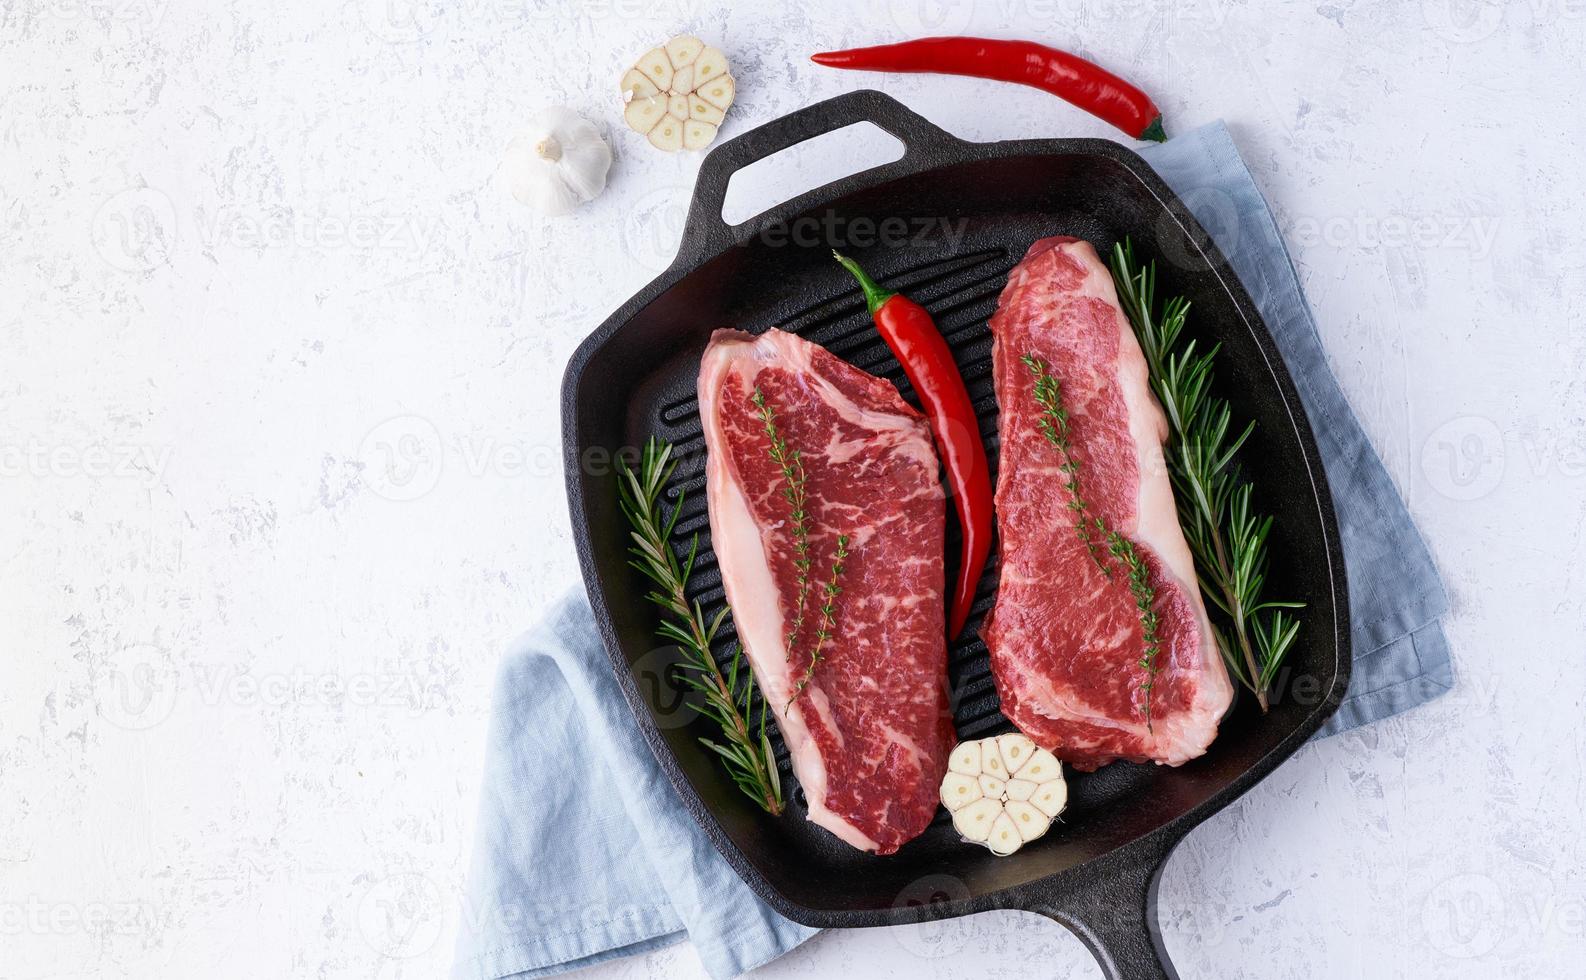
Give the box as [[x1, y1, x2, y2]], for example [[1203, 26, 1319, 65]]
[[812, 37, 1166, 142], [832, 252, 993, 641]]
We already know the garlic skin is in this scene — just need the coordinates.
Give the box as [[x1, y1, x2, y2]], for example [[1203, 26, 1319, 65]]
[[501, 108, 612, 216]]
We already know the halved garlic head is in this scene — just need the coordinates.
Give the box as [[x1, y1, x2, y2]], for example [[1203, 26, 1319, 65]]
[[940, 732, 1067, 856], [621, 35, 735, 152]]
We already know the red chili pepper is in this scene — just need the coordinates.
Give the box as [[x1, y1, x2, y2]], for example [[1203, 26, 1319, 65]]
[[833, 252, 993, 641], [812, 37, 1166, 143]]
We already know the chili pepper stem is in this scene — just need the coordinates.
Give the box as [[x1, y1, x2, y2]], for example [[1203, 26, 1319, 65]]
[[832, 251, 895, 316], [1139, 115, 1166, 143]]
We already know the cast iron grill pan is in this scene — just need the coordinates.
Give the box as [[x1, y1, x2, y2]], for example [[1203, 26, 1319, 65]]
[[563, 91, 1350, 979]]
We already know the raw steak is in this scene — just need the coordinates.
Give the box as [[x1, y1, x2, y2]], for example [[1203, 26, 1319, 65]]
[[981, 237, 1234, 770], [699, 327, 953, 854]]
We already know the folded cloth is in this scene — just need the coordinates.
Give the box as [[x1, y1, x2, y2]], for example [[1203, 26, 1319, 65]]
[[453, 119, 1453, 980], [452, 595, 817, 980]]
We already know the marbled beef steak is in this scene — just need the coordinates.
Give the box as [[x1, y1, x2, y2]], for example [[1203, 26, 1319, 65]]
[[698, 327, 953, 854], [982, 237, 1234, 770]]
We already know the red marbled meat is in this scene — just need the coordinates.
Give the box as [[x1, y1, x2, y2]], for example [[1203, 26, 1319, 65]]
[[982, 237, 1234, 770], [698, 327, 953, 854]]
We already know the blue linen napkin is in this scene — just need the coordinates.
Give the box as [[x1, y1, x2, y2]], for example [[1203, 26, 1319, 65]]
[[451, 595, 817, 980], [453, 119, 1453, 980]]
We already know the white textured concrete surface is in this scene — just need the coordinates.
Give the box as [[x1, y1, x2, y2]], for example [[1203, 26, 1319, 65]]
[[3, 0, 1583, 977]]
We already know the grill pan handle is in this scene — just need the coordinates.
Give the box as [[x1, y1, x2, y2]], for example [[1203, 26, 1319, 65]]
[[1023, 830, 1183, 979], [674, 89, 964, 265]]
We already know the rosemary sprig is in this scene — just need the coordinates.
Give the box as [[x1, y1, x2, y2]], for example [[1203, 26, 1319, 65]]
[[1108, 239, 1304, 711], [1023, 353, 1161, 722], [752, 387, 852, 707], [1021, 353, 1107, 572], [616, 437, 783, 815]]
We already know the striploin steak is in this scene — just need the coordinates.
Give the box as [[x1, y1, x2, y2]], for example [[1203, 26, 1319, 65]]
[[699, 327, 953, 854], [981, 238, 1234, 770]]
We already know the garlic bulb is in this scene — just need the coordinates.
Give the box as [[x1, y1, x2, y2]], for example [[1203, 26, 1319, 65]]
[[501, 108, 612, 216], [940, 733, 1067, 856], [621, 35, 735, 152]]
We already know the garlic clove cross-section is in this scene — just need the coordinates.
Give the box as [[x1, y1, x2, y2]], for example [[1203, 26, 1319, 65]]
[[939, 734, 1067, 856], [948, 741, 983, 776], [621, 35, 735, 152]]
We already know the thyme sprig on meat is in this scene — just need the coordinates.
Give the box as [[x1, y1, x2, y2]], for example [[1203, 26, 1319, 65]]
[[1105, 530, 1163, 727], [751, 387, 851, 707], [1108, 240, 1303, 711], [751, 387, 813, 652], [617, 437, 783, 815], [1022, 353, 1108, 572], [790, 533, 850, 703], [1023, 353, 1161, 724]]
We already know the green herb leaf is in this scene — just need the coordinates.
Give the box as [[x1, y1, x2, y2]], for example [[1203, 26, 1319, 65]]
[[617, 437, 784, 815], [1108, 239, 1304, 711]]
